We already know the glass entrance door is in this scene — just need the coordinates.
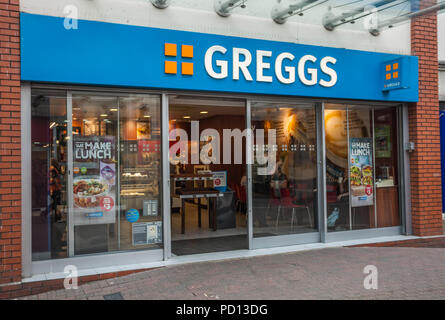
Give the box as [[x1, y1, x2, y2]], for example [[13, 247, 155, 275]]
[[167, 95, 249, 256], [250, 100, 320, 248]]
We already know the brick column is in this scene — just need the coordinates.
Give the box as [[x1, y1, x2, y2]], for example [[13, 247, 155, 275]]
[[409, 0, 443, 236], [0, 0, 21, 285]]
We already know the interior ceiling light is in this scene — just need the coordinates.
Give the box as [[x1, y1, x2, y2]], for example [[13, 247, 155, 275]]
[[200, 111, 209, 114], [110, 108, 118, 112], [214, 0, 248, 17], [100, 114, 108, 117], [322, 0, 396, 31], [271, 0, 320, 24], [150, 0, 171, 9], [369, 1, 445, 35], [144, 115, 151, 118], [183, 116, 191, 119]]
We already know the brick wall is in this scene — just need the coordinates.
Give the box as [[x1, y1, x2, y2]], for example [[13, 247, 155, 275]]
[[349, 235, 445, 248], [409, 0, 443, 236], [0, 0, 21, 285]]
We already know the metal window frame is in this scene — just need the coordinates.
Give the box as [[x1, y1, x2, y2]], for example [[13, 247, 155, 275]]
[[24, 86, 165, 276], [323, 103, 407, 238], [21, 83, 32, 278], [246, 99, 254, 250], [21, 83, 410, 275], [66, 92, 75, 257], [161, 93, 172, 259], [317, 102, 327, 242], [399, 103, 411, 234], [166, 93, 250, 252]]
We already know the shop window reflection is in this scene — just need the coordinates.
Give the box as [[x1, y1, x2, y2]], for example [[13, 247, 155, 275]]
[[31, 90, 69, 260], [325, 107, 350, 231]]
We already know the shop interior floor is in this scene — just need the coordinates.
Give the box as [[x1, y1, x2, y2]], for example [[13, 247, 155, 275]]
[[171, 233, 273, 256]]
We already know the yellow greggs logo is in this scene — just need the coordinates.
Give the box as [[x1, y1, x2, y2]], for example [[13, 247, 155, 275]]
[[385, 62, 399, 80], [163, 42, 338, 88], [164, 43, 194, 76]]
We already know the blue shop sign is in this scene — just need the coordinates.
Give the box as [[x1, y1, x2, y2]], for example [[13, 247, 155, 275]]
[[21, 13, 418, 102]]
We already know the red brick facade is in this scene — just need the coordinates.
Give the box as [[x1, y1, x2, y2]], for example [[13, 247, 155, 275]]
[[0, 0, 21, 287], [409, 0, 443, 236]]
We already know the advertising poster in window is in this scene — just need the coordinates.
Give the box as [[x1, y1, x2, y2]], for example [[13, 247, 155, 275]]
[[349, 137, 374, 207], [213, 171, 227, 192], [375, 126, 391, 158], [72, 136, 117, 225]]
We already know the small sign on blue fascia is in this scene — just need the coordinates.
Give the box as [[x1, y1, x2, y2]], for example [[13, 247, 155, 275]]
[[382, 57, 408, 91]]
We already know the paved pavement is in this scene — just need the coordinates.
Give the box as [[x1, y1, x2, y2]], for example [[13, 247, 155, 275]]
[[20, 246, 445, 300]]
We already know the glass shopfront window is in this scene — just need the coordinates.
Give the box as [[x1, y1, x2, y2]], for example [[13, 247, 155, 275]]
[[251, 101, 318, 237], [31, 90, 68, 260], [29, 87, 404, 262], [31, 90, 162, 260], [374, 106, 401, 228], [325, 104, 400, 232]]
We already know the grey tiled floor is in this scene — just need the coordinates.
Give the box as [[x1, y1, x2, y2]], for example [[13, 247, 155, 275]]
[[20, 246, 445, 300]]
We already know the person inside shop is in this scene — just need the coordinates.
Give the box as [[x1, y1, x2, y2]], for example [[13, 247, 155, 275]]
[[240, 175, 247, 188], [254, 162, 289, 228], [49, 159, 62, 222], [270, 161, 288, 198], [237, 175, 247, 215], [49, 158, 66, 257], [330, 173, 350, 230]]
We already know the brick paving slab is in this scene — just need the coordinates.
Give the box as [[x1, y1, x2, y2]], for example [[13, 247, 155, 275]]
[[17, 247, 445, 300]]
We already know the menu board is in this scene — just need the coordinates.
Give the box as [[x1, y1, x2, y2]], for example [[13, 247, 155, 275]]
[[72, 136, 117, 226], [132, 222, 162, 246], [349, 138, 374, 207], [375, 126, 391, 158]]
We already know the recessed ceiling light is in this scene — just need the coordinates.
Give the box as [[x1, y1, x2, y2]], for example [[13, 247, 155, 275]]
[[144, 115, 151, 118], [110, 108, 118, 112], [100, 114, 108, 117], [200, 111, 208, 114], [183, 116, 191, 119]]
